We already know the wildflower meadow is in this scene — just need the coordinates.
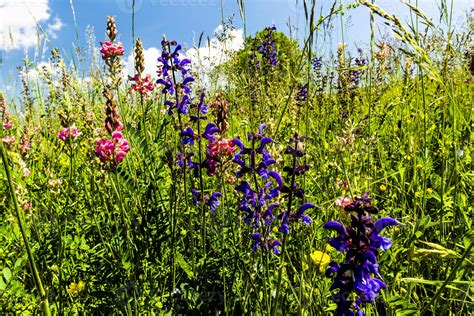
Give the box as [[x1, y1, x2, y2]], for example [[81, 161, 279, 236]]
[[0, 0, 472, 315]]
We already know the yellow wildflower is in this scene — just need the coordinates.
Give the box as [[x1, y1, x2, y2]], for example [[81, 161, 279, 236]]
[[66, 280, 85, 295], [310, 251, 331, 272], [302, 261, 309, 271], [379, 184, 387, 191]]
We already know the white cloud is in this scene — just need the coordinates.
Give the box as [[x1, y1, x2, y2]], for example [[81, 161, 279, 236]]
[[0, 0, 63, 51], [46, 17, 63, 39], [186, 25, 244, 77]]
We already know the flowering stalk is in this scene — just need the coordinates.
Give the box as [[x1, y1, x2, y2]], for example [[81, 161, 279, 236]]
[[324, 193, 398, 316], [272, 133, 314, 315], [232, 124, 283, 255], [1, 142, 52, 316], [100, 16, 124, 87], [156, 38, 195, 294], [1, 94, 16, 147], [257, 25, 278, 68]]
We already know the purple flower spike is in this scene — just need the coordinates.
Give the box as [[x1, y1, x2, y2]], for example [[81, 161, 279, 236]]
[[324, 193, 398, 315], [207, 191, 222, 212], [250, 232, 262, 251]]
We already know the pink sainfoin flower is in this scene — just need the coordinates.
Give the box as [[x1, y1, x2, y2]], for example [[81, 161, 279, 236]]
[[23, 167, 31, 178], [2, 135, 15, 146], [131, 74, 155, 97], [58, 126, 81, 141], [19, 137, 31, 155], [95, 130, 130, 163], [2, 121, 13, 130], [207, 137, 236, 158], [335, 196, 353, 208], [100, 41, 124, 59]]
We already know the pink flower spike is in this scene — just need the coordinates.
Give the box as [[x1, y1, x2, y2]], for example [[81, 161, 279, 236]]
[[58, 128, 69, 140], [2, 122, 13, 130], [115, 121, 124, 131], [2, 136, 15, 145], [58, 126, 81, 141]]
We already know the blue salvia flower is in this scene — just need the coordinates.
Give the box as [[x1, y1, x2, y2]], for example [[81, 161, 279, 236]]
[[278, 134, 315, 235], [198, 90, 208, 114], [257, 26, 278, 67], [176, 152, 184, 167], [323, 193, 398, 316], [190, 188, 222, 212], [191, 188, 200, 206], [181, 127, 195, 145], [312, 57, 323, 70], [186, 152, 199, 178], [157, 40, 195, 115], [233, 123, 283, 253], [233, 123, 276, 179], [203, 123, 220, 140], [279, 203, 315, 234], [207, 192, 222, 212], [250, 231, 282, 255], [295, 84, 308, 103]]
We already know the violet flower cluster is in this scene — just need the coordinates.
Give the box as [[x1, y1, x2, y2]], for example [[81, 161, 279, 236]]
[[156, 40, 194, 115], [324, 193, 398, 316], [350, 58, 367, 86], [295, 84, 308, 103], [312, 57, 323, 71], [232, 124, 283, 255], [257, 26, 278, 67], [177, 92, 226, 212], [278, 134, 315, 235]]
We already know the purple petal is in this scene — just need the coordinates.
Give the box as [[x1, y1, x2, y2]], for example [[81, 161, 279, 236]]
[[323, 221, 345, 234], [232, 138, 245, 150], [300, 214, 312, 225], [374, 217, 398, 234], [259, 136, 273, 149], [298, 203, 315, 214]]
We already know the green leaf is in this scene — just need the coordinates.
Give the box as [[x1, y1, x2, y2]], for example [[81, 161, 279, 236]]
[[2, 267, 12, 282], [0, 277, 6, 291], [176, 252, 194, 279]]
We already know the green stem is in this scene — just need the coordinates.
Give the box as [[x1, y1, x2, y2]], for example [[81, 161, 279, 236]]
[[1, 143, 52, 316]]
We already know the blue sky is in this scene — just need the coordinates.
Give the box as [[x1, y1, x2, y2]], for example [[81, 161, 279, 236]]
[[0, 0, 472, 93]]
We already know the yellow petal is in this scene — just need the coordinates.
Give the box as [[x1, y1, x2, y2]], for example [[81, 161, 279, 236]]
[[310, 251, 331, 266]]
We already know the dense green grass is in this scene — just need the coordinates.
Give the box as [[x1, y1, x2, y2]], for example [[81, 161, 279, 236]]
[[0, 1, 473, 315]]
